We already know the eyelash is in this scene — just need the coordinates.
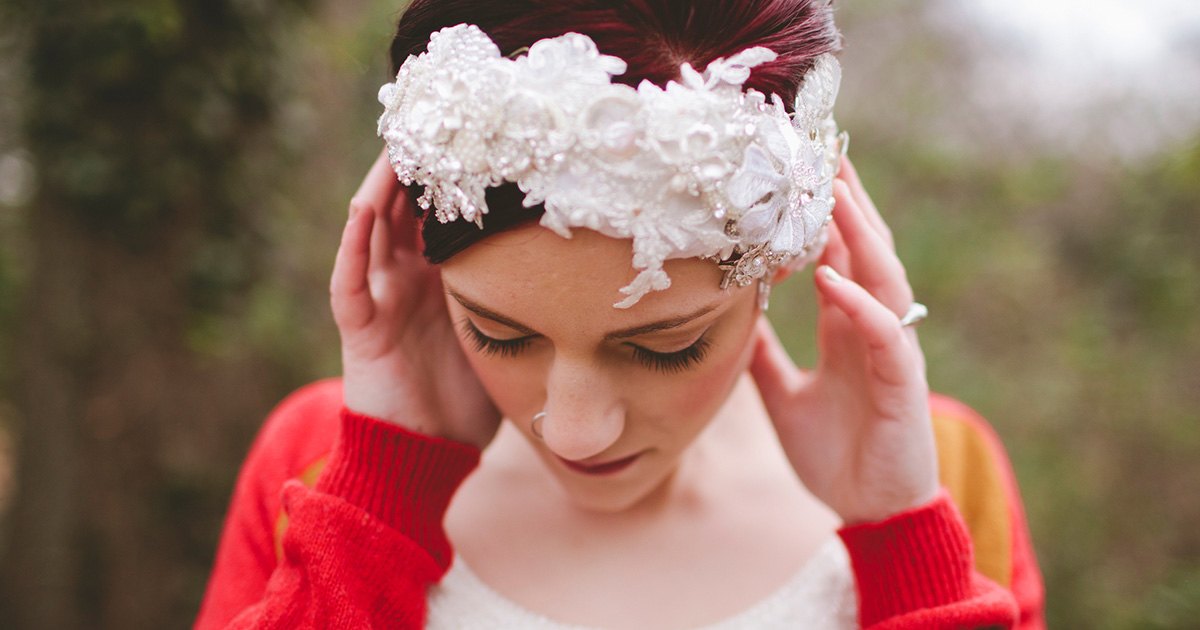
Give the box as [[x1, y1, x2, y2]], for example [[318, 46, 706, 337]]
[[459, 318, 712, 373], [460, 319, 532, 358], [630, 335, 712, 374]]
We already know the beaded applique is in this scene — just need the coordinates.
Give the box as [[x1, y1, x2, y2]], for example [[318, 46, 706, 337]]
[[379, 24, 844, 307]]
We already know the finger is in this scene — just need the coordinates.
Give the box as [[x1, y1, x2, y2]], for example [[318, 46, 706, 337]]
[[330, 203, 376, 331], [814, 265, 918, 388], [352, 149, 402, 221], [369, 196, 395, 272], [389, 186, 421, 252], [815, 223, 849, 313], [748, 316, 804, 409], [838, 155, 893, 249], [818, 221, 852, 279], [832, 180, 912, 316]]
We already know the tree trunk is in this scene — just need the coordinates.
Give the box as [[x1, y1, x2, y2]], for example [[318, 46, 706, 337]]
[[4, 201, 84, 630], [0, 1, 314, 627]]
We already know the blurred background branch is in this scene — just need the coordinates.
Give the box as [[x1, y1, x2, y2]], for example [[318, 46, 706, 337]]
[[0, 0, 1196, 628]]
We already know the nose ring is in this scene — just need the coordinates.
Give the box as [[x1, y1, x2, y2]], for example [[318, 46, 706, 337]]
[[531, 412, 546, 439]]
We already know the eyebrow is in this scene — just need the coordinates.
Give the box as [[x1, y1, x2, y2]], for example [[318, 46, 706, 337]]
[[447, 289, 538, 336], [445, 288, 719, 340], [603, 305, 718, 340]]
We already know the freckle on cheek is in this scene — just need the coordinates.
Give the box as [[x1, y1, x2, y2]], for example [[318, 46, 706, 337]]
[[466, 357, 530, 418], [485, 374, 529, 413], [675, 358, 741, 417]]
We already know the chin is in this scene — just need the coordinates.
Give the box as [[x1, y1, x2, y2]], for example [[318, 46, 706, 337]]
[[548, 457, 679, 514]]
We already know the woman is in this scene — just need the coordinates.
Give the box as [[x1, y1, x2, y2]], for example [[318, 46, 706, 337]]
[[195, 1, 1045, 628]]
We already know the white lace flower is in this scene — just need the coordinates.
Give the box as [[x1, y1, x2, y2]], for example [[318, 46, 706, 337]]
[[513, 32, 626, 91], [580, 91, 645, 162], [378, 24, 843, 307], [728, 144, 789, 245]]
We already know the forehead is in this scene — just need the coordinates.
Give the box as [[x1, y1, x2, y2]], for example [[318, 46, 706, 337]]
[[439, 223, 734, 328]]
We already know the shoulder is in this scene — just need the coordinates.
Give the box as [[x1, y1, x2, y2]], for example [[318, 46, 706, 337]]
[[233, 379, 344, 519], [199, 379, 346, 595], [253, 377, 345, 469], [928, 392, 1025, 589]]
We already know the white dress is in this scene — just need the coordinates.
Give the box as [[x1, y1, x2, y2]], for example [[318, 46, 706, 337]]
[[426, 536, 858, 630]]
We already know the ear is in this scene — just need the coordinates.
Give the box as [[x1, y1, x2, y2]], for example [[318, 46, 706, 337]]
[[752, 265, 794, 315], [769, 264, 794, 286]]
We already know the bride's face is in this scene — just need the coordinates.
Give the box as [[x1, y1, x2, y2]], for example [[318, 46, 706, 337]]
[[440, 222, 761, 512]]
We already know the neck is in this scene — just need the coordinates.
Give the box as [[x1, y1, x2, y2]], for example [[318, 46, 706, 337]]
[[480, 372, 798, 520], [674, 373, 793, 488], [584, 373, 791, 518]]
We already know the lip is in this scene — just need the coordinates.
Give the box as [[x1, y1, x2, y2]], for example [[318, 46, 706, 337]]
[[557, 452, 643, 476]]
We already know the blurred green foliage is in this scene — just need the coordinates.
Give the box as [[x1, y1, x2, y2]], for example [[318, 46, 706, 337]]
[[850, 137, 1199, 629], [1, 0, 316, 628], [20, 0, 313, 308], [0, 0, 1197, 628]]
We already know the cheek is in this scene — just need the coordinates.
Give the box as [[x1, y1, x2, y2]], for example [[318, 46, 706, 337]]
[[658, 317, 758, 422], [445, 304, 545, 420], [457, 341, 545, 420]]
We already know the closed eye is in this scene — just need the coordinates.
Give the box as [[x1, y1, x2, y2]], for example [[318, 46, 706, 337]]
[[628, 333, 712, 374], [459, 318, 534, 358], [460, 317, 713, 374]]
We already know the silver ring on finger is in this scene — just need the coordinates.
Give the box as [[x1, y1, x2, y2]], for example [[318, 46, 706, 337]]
[[899, 302, 928, 327], [531, 411, 546, 439]]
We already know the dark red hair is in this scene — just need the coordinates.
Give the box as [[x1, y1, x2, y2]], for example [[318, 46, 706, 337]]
[[389, 0, 842, 263]]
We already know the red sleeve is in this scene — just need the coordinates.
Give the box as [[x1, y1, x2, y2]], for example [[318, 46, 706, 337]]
[[193, 382, 480, 630], [838, 395, 1045, 630], [839, 490, 1019, 629]]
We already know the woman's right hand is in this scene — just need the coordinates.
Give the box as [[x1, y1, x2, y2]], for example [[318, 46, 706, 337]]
[[331, 150, 501, 448]]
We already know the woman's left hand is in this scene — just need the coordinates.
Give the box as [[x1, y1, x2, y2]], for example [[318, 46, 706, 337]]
[[750, 155, 940, 525]]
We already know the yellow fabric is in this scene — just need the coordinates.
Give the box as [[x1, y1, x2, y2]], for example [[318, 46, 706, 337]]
[[933, 412, 1012, 586], [274, 456, 328, 562]]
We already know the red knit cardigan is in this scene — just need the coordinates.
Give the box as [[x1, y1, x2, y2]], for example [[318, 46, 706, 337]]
[[194, 379, 1045, 629]]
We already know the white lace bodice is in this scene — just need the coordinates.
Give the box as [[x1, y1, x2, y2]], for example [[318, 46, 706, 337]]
[[425, 536, 858, 630]]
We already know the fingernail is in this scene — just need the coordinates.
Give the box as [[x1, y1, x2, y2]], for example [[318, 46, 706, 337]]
[[820, 265, 844, 283]]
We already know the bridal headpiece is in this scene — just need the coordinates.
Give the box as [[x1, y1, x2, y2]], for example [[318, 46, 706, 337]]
[[378, 24, 844, 308]]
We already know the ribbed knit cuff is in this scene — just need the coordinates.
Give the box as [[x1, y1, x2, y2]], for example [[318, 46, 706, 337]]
[[314, 408, 481, 570], [837, 489, 975, 627]]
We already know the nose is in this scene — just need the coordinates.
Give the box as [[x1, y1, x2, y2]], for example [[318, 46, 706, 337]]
[[540, 355, 626, 461]]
